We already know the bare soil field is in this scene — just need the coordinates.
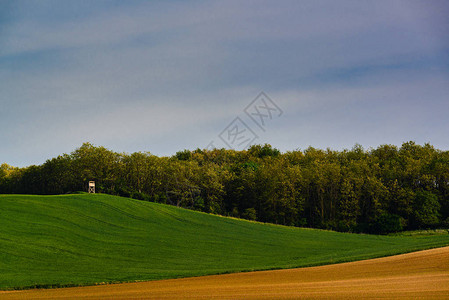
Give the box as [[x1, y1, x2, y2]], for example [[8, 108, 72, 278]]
[[2, 246, 449, 299]]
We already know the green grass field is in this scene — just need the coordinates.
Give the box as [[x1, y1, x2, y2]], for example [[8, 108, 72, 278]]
[[0, 194, 448, 290]]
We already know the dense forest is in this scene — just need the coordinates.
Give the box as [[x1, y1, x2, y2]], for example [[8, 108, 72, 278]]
[[1, 142, 448, 234]]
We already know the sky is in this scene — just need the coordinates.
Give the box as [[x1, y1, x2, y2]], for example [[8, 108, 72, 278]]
[[1, 0, 448, 167]]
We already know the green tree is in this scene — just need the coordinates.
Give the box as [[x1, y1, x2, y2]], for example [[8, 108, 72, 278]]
[[371, 213, 403, 234], [71, 143, 121, 193], [248, 144, 280, 158], [337, 178, 360, 231], [412, 191, 441, 228]]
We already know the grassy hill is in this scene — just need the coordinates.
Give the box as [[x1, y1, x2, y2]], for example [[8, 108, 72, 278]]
[[0, 194, 448, 290]]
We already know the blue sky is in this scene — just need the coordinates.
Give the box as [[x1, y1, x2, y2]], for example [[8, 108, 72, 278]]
[[1, 0, 448, 167]]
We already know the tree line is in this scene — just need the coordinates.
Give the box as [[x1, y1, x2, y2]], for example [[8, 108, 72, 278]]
[[1, 142, 448, 234]]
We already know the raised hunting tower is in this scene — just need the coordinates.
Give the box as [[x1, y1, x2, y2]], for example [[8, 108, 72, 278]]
[[88, 181, 95, 194]]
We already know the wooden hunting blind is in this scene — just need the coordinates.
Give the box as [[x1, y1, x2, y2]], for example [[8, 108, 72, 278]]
[[88, 181, 95, 193]]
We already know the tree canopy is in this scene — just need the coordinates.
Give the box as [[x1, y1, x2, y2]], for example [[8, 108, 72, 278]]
[[1, 142, 448, 234]]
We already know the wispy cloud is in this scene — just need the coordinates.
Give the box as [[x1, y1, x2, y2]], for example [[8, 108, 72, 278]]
[[1, 0, 448, 166]]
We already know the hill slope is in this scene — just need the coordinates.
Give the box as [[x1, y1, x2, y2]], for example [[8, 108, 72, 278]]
[[2, 247, 448, 299], [0, 194, 448, 290]]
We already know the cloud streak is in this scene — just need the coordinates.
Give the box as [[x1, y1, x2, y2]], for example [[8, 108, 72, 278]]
[[1, 0, 448, 166]]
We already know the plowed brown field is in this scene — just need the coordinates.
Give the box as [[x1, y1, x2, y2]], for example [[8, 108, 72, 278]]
[[2, 246, 449, 299]]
